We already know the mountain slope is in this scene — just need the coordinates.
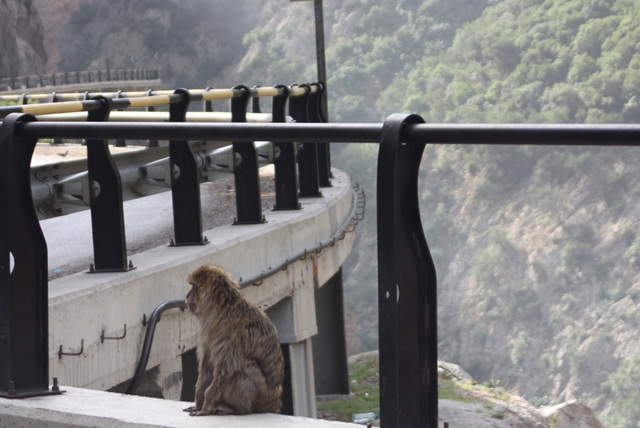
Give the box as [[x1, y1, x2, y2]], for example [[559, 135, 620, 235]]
[[234, 1, 640, 425]]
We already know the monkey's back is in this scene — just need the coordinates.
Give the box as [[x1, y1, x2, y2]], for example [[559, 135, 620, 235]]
[[201, 278, 285, 412]]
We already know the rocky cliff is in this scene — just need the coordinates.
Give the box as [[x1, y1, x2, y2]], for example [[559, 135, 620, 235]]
[[0, 0, 47, 77], [32, 0, 267, 89]]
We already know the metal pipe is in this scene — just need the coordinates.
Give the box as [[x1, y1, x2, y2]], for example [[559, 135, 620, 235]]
[[125, 300, 187, 395], [1, 86, 293, 103], [14, 120, 640, 146], [37, 111, 276, 123]]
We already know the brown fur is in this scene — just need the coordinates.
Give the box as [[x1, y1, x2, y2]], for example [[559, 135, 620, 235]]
[[183, 265, 285, 416]]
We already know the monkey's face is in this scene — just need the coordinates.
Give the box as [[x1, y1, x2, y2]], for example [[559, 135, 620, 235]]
[[186, 264, 228, 316], [186, 282, 199, 314]]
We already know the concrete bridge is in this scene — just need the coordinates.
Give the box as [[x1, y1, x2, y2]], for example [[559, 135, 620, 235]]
[[2, 169, 360, 428], [0, 68, 161, 96], [44, 165, 357, 413], [0, 83, 363, 427]]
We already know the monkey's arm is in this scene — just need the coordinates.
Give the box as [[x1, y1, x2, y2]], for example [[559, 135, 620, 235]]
[[184, 347, 214, 413], [190, 336, 246, 416]]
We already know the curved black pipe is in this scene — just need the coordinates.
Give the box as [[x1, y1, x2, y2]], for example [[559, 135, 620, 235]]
[[125, 299, 187, 395]]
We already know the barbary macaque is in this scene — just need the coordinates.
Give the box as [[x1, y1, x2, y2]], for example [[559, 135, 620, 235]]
[[184, 264, 284, 415]]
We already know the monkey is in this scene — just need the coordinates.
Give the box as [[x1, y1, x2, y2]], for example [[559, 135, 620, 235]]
[[183, 264, 285, 416]]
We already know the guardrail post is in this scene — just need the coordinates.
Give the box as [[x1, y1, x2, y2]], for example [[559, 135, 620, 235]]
[[377, 113, 438, 428], [146, 89, 159, 148], [252, 85, 262, 113], [48, 92, 63, 145], [113, 91, 126, 147], [231, 85, 265, 224], [86, 96, 134, 273], [203, 87, 213, 112], [0, 113, 60, 398], [308, 83, 332, 187], [290, 84, 322, 198], [272, 84, 301, 211], [169, 89, 207, 246]]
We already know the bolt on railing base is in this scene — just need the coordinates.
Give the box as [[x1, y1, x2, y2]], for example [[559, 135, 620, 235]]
[[0, 379, 65, 399]]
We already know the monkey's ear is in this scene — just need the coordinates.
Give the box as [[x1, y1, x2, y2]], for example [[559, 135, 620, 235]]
[[204, 267, 227, 289], [225, 276, 241, 289], [188, 265, 213, 288]]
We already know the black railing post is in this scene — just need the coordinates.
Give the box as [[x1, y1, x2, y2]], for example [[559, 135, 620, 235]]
[[146, 89, 159, 148], [114, 91, 126, 148], [252, 85, 262, 113], [86, 96, 134, 272], [169, 89, 207, 246], [0, 113, 60, 398], [290, 84, 322, 198], [308, 83, 332, 187], [272, 84, 301, 211], [377, 113, 438, 428], [231, 85, 265, 224], [203, 87, 213, 112], [49, 92, 63, 145]]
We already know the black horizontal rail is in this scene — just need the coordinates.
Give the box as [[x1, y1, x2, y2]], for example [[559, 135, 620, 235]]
[[13, 119, 640, 146]]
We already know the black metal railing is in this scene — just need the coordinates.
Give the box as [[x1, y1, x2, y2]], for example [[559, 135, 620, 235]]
[[1, 95, 640, 426], [0, 69, 160, 92]]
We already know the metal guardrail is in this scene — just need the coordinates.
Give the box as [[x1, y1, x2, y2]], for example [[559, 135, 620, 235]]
[[0, 69, 159, 93], [30, 140, 274, 219], [3, 81, 640, 426], [7, 84, 326, 219]]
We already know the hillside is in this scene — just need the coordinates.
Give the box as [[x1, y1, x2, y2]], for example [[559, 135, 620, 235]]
[[0, 0, 47, 78], [32, 0, 267, 89], [319, 351, 604, 427], [231, 1, 640, 425], [12, 0, 640, 426]]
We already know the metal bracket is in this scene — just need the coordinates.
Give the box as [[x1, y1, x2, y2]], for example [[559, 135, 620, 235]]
[[58, 339, 84, 359], [101, 324, 127, 343]]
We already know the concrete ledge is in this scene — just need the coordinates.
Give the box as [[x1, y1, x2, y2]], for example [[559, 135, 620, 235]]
[[0, 386, 359, 428]]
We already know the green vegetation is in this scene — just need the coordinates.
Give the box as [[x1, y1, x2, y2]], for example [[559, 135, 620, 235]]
[[603, 347, 640, 427], [238, 0, 640, 423], [243, 0, 640, 126], [316, 354, 380, 422], [318, 353, 516, 423]]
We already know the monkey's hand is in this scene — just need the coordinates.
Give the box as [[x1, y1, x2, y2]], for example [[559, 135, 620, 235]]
[[183, 405, 200, 413]]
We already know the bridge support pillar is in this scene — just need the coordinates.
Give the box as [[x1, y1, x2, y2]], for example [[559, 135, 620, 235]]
[[312, 268, 350, 397], [283, 338, 317, 417], [267, 279, 319, 418]]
